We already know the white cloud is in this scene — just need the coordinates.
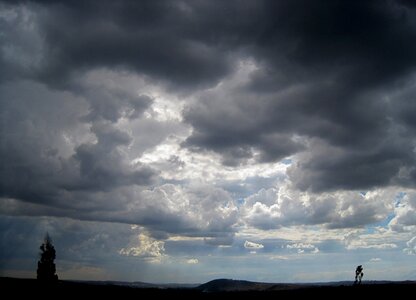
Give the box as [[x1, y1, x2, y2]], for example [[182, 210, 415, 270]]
[[119, 233, 165, 262], [389, 191, 416, 232], [343, 230, 398, 250], [134, 183, 238, 242], [370, 258, 381, 262], [287, 242, 319, 254], [244, 240, 264, 250], [311, 248, 320, 254], [403, 236, 416, 255], [287, 243, 315, 249], [242, 184, 396, 230], [186, 258, 199, 264]]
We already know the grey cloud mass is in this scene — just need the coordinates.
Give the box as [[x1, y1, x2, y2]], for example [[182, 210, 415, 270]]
[[0, 80, 156, 202], [5, 0, 235, 90], [242, 185, 395, 230], [1, 0, 416, 225], [182, 0, 416, 191]]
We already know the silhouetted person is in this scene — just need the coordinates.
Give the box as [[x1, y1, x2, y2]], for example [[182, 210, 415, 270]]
[[37, 233, 58, 282], [354, 265, 363, 285]]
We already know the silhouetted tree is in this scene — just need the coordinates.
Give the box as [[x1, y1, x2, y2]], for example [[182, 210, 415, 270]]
[[354, 265, 363, 285], [37, 233, 58, 281]]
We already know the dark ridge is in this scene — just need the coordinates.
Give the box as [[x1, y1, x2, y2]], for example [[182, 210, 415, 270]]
[[1, 277, 415, 298], [196, 278, 297, 292]]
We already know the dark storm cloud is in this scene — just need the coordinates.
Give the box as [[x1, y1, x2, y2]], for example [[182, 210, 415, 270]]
[[82, 91, 152, 123], [2, 0, 416, 218], [3, 0, 416, 90], [183, 93, 306, 166], [69, 122, 156, 191], [181, 0, 416, 191], [0, 0, 238, 90], [0, 80, 156, 207]]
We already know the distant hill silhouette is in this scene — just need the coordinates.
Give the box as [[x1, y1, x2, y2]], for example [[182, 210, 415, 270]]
[[196, 278, 298, 292]]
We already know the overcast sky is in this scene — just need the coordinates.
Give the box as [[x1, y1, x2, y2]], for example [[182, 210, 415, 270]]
[[1, 0, 416, 283]]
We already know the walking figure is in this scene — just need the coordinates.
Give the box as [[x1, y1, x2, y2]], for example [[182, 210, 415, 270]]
[[354, 265, 363, 285]]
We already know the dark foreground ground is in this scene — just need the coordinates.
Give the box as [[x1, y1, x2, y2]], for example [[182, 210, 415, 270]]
[[1, 277, 415, 298]]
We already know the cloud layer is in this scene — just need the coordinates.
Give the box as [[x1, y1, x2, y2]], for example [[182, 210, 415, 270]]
[[1, 0, 416, 282]]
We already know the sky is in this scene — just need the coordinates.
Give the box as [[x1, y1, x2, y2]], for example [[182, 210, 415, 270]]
[[1, 0, 416, 284]]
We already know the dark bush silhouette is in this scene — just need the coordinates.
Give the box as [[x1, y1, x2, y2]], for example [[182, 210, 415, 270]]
[[37, 233, 58, 281], [354, 265, 363, 285]]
